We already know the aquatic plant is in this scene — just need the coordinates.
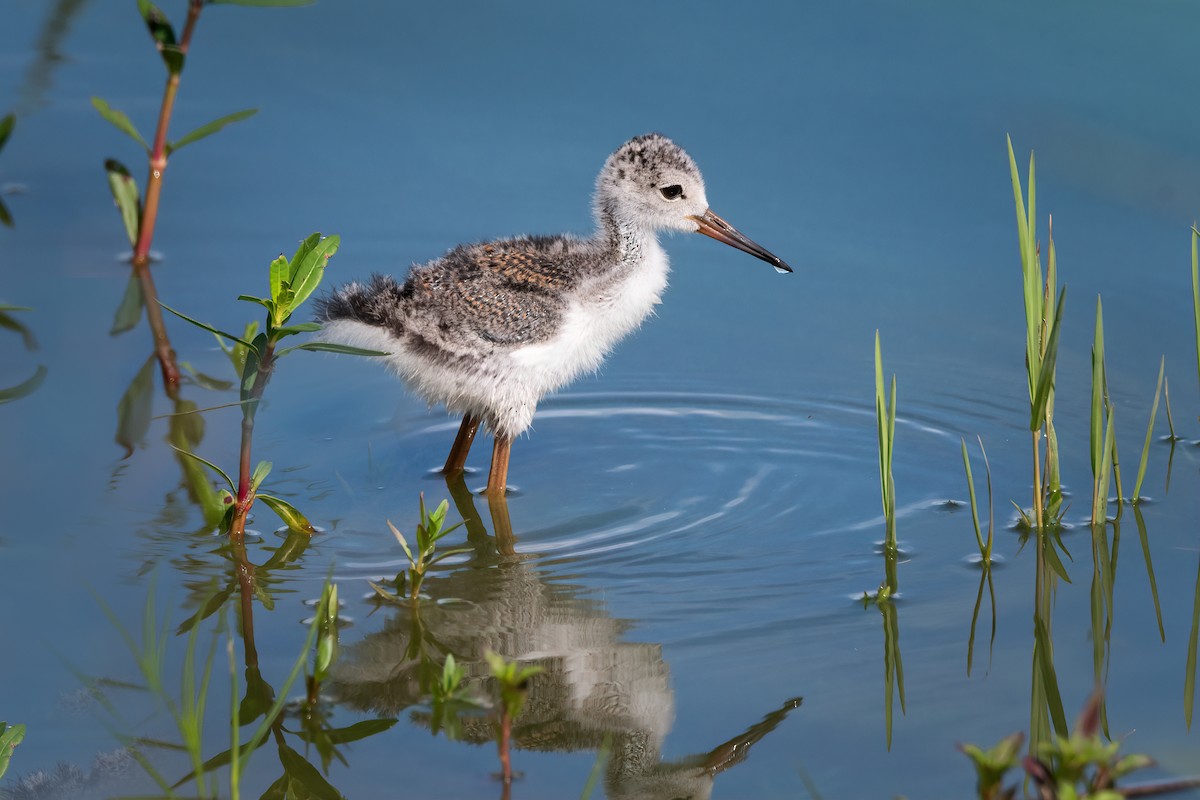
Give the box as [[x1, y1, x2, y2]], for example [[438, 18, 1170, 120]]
[[961, 436, 995, 565], [162, 232, 382, 542], [1089, 296, 1119, 525], [1193, 226, 1200, 404], [485, 650, 543, 786], [962, 690, 1200, 799], [0, 721, 25, 780], [305, 583, 339, 707], [1007, 136, 1067, 531], [370, 495, 469, 603], [874, 330, 897, 552], [1128, 356, 1165, 504], [962, 436, 997, 676], [92, 0, 309, 391]]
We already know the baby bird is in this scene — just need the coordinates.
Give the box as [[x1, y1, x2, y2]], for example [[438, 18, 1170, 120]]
[[316, 133, 790, 496]]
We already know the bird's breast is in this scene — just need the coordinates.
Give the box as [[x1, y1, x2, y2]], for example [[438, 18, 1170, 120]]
[[510, 240, 670, 389]]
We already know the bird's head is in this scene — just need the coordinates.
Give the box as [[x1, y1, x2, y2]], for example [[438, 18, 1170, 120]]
[[595, 133, 792, 273]]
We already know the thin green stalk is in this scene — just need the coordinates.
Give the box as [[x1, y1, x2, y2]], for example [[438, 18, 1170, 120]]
[[1165, 373, 1179, 440], [1133, 356, 1165, 502], [1192, 226, 1199, 404], [874, 330, 897, 551], [961, 436, 994, 562], [228, 634, 240, 800]]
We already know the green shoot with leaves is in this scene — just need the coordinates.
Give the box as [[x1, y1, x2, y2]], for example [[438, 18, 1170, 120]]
[[371, 495, 469, 602], [485, 650, 543, 785], [1008, 136, 1067, 531], [161, 232, 382, 541]]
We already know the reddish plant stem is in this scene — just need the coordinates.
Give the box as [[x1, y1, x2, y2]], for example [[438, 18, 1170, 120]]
[[498, 711, 513, 785], [130, 0, 205, 394], [228, 341, 277, 544]]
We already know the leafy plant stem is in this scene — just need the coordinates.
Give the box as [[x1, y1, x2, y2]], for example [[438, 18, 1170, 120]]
[[230, 341, 276, 543], [129, 1, 206, 393]]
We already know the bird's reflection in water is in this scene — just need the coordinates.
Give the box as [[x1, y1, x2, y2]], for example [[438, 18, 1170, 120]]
[[332, 474, 801, 799]]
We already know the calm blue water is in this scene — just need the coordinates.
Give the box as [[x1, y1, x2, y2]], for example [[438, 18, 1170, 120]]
[[2, 0, 1200, 797]]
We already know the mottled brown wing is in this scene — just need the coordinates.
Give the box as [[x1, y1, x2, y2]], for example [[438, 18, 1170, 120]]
[[406, 243, 575, 349]]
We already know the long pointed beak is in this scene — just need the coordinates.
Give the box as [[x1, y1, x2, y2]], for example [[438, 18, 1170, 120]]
[[688, 208, 792, 274]]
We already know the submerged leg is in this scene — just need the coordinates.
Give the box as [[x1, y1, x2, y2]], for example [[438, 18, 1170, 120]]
[[487, 434, 512, 497], [442, 414, 481, 474]]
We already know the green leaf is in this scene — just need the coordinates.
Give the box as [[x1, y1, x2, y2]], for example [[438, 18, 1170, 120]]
[[179, 361, 234, 391], [0, 365, 46, 405], [167, 108, 257, 155], [268, 254, 288, 307], [1132, 356, 1165, 502], [1030, 287, 1067, 430], [158, 300, 257, 349], [0, 114, 14, 155], [387, 520, 415, 566], [273, 322, 322, 339], [277, 743, 344, 800], [0, 721, 27, 780], [104, 158, 141, 246], [285, 233, 339, 316], [169, 445, 235, 491], [0, 197, 11, 228], [258, 494, 316, 533], [276, 341, 389, 358], [91, 97, 149, 151], [136, 0, 184, 74], [300, 718, 397, 746], [111, 272, 144, 335], [114, 355, 155, 455], [250, 460, 272, 493]]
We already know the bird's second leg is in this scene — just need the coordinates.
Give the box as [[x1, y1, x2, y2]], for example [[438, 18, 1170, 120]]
[[486, 434, 512, 497], [443, 414, 481, 474]]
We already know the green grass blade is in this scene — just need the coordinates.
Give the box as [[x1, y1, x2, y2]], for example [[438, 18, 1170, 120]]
[[1033, 616, 1068, 736], [1164, 373, 1179, 440], [961, 439, 984, 556], [1090, 296, 1105, 477], [1187, 554, 1200, 729], [1133, 356, 1165, 502], [1133, 506, 1165, 642], [1094, 402, 1116, 524], [1192, 227, 1199, 399], [1030, 287, 1067, 430]]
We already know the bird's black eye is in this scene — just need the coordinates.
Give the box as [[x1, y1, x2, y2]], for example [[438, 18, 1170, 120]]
[[659, 184, 684, 200]]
